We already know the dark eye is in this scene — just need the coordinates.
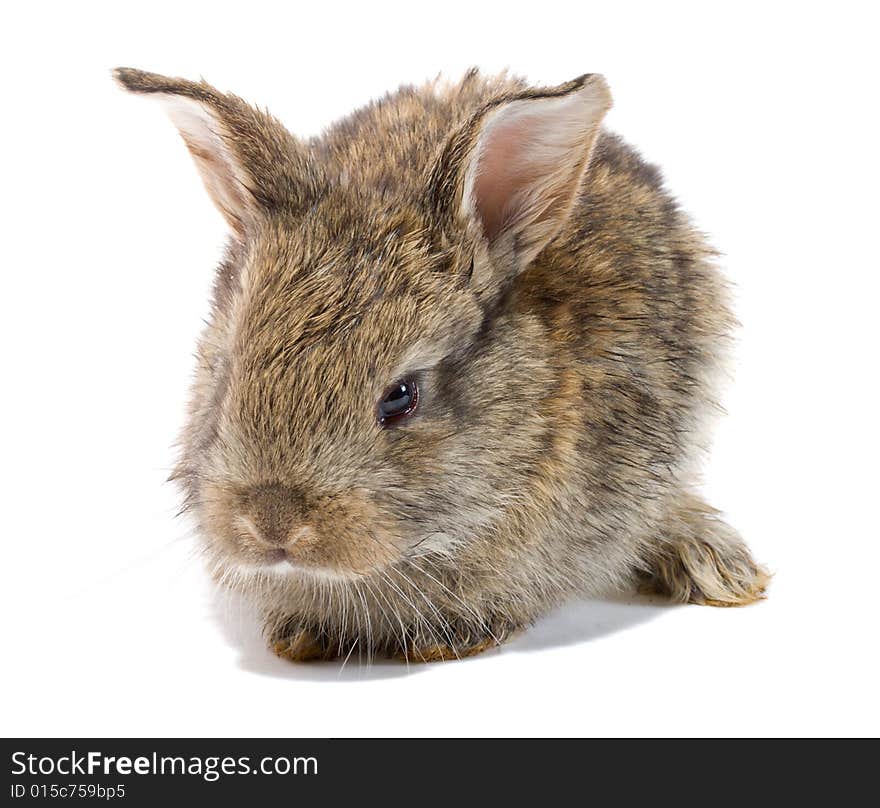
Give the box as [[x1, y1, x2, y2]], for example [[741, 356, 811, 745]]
[[377, 378, 419, 426]]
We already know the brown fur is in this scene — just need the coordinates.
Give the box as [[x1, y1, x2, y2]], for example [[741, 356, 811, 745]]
[[115, 66, 768, 663]]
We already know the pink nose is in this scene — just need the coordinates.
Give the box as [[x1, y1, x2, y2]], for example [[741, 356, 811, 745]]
[[236, 484, 311, 547]]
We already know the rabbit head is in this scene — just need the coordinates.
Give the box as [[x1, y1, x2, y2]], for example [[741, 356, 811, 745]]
[[115, 68, 611, 584]]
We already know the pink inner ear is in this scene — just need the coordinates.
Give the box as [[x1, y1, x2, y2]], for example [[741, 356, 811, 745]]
[[473, 117, 537, 242]]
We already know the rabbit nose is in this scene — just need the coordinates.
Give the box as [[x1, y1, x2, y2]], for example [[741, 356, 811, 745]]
[[237, 517, 315, 548], [238, 484, 310, 547]]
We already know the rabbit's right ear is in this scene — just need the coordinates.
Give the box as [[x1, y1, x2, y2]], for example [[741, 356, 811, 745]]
[[114, 68, 320, 239], [428, 74, 611, 299]]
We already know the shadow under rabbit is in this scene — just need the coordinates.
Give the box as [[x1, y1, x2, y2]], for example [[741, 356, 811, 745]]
[[506, 593, 670, 653], [211, 587, 670, 682]]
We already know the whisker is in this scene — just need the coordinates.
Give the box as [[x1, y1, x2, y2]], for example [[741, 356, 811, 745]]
[[363, 577, 410, 667], [405, 557, 500, 645], [338, 636, 359, 677], [387, 566, 459, 656]]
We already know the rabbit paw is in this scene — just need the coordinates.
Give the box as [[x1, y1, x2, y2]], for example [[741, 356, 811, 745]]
[[393, 620, 513, 663], [271, 628, 335, 662], [266, 618, 340, 662], [640, 492, 770, 607]]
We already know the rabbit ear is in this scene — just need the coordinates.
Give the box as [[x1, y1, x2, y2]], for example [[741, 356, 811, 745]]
[[114, 68, 319, 238], [431, 75, 611, 292]]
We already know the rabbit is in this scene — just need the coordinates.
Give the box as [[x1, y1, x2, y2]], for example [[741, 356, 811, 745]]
[[115, 66, 768, 663]]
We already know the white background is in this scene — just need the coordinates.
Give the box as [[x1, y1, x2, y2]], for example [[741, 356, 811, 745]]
[[2, 1, 878, 737]]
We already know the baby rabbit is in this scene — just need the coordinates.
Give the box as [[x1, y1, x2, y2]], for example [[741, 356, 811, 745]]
[[116, 67, 767, 662]]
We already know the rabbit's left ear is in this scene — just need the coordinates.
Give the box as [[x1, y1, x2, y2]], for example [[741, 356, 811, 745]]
[[430, 74, 611, 293], [114, 68, 320, 240]]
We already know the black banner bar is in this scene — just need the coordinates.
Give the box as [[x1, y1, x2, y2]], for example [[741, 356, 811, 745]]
[[2, 738, 875, 804]]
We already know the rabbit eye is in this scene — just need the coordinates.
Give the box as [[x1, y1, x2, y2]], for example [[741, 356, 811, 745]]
[[377, 378, 419, 426]]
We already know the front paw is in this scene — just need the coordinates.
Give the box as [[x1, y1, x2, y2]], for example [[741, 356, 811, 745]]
[[271, 629, 330, 661], [268, 621, 338, 662], [393, 620, 514, 663], [265, 615, 517, 664]]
